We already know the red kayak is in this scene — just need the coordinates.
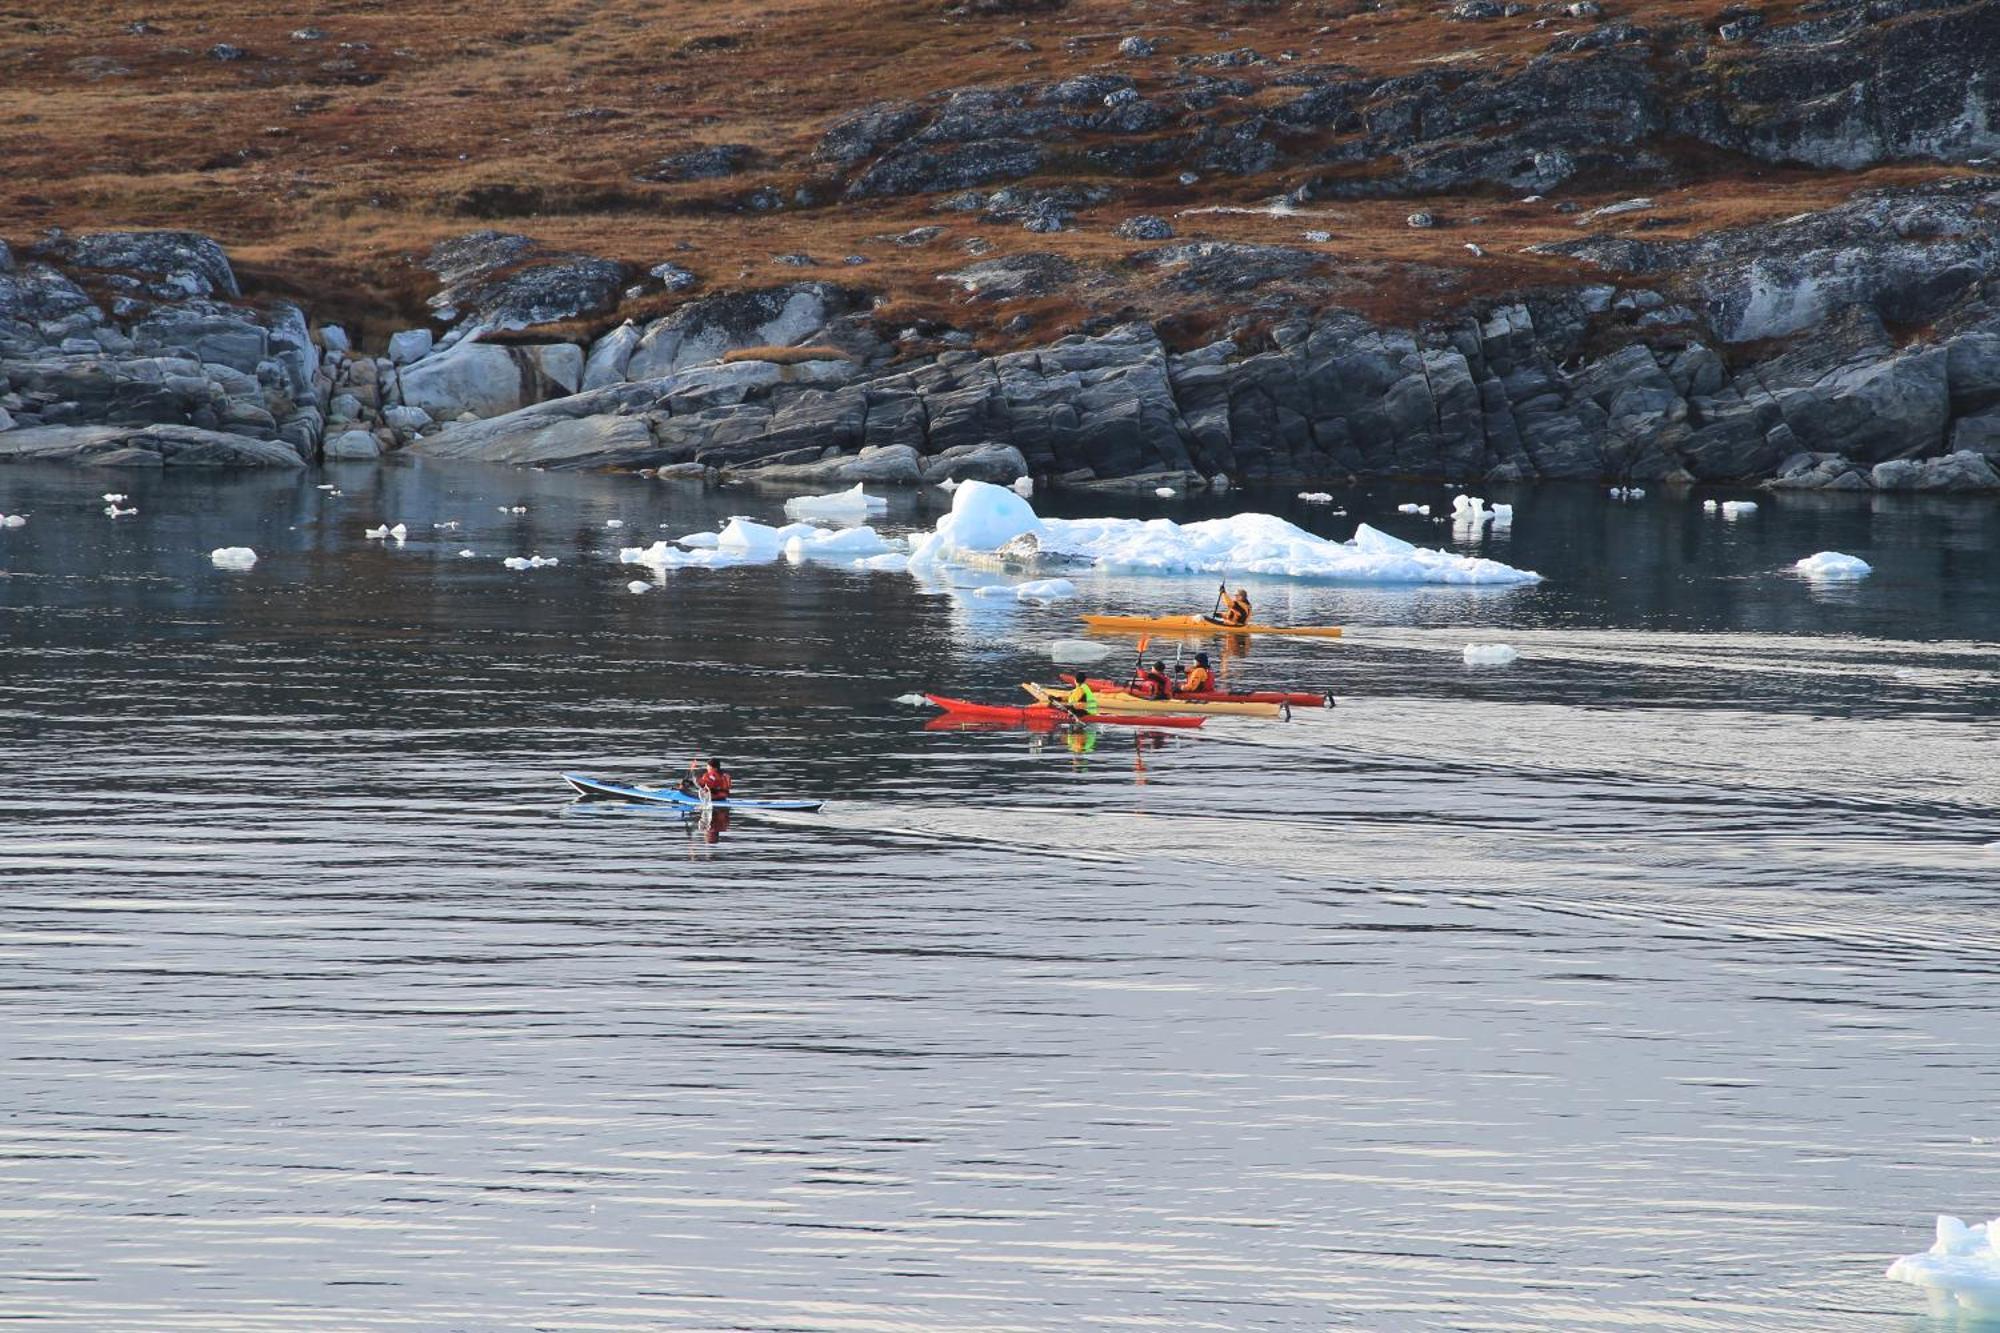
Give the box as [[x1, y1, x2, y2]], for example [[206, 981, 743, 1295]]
[[1084, 678, 1334, 708], [924, 694, 1207, 729]]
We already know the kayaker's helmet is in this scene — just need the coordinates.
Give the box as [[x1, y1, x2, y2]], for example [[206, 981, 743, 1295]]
[[1195, 652, 1211, 666]]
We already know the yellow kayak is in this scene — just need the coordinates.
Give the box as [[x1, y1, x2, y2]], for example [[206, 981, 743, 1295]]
[[1079, 613, 1344, 639], [1024, 683, 1283, 718]]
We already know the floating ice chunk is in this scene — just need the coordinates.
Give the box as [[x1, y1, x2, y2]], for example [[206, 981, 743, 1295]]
[[502, 555, 559, 570], [716, 516, 822, 557], [1451, 494, 1492, 524], [784, 484, 889, 522], [619, 540, 752, 571], [104, 504, 137, 517], [1014, 578, 1077, 602], [433, 520, 460, 530], [1, 514, 27, 528], [316, 484, 337, 491], [782, 525, 894, 562], [1609, 486, 1645, 500], [510, 506, 527, 514], [1298, 492, 1334, 503], [1396, 503, 1431, 516], [1796, 551, 1871, 580], [605, 518, 625, 528], [853, 551, 911, 573], [364, 523, 408, 540], [626, 580, 652, 594], [1463, 643, 1519, 666], [937, 478, 963, 493], [103, 493, 127, 503], [907, 480, 1043, 569], [1011, 476, 1034, 496], [677, 531, 721, 549], [1050, 638, 1118, 664], [1886, 1215, 2000, 1315], [457, 548, 476, 558], [1489, 503, 1513, 527], [893, 693, 930, 707], [1721, 500, 1757, 518], [1703, 499, 1718, 512], [1154, 487, 1176, 498], [210, 546, 257, 569]]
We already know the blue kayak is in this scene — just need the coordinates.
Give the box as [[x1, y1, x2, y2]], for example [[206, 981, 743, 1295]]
[[561, 772, 824, 812]]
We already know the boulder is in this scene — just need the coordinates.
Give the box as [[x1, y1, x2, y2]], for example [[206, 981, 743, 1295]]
[[396, 341, 583, 420], [582, 321, 643, 389], [920, 442, 1030, 484], [388, 328, 435, 365], [0, 423, 304, 467], [1871, 450, 2000, 491], [623, 285, 841, 381], [739, 443, 923, 485], [324, 428, 383, 459]]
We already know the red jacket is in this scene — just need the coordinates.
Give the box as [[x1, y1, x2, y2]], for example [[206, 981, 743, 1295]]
[[695, 769, 732, 799]]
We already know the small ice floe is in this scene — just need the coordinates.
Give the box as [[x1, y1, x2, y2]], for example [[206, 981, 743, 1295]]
[[364, 523, 408, 541], [1452, 494, 1493, 526], [677, 530, 722, 549], [102, 493, 127, 503], [1397, 503, 1431, 516], [853, 551, 911, 572], [1011, 476, 1034, 497], [937, 478, 963, 492], [433, 520, 460, 531], [497, 505, 527, 514], [1885, 1215, 2000, 1315], [625, 580, 651, 594], [1, 514, 28, 528], [1796, 551, 1872, 580], [605, 519, 624, 528], [210, 546, 257, 569], [1154, 487, 1177, 498], [783, 525, 896, 562], [326, 489, 343, 498], [1050, 638, 1117, 664], [1014, 577, 1077, 602], [1299, 492, 1334, 504], [104, 504, 138, 517], [784, 484, 888, 522], [893, 693, 931, 707], [1609, 486, 1645, 500], [316, 484, 337, 491], [502, 555, 560, 570], [1721, 500, 1758, 518], [1463, 643, 1519, 666], [1489, 503, 1513, 527], [457, 548, 476, 558]]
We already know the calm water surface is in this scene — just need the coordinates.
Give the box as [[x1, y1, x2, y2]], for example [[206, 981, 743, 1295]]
[[1, 460, 1997, 1331]]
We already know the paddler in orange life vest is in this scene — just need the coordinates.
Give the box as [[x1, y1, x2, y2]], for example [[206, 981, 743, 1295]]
[[1216, 587, 1252, 628], [1181, 652, 1215, 694]]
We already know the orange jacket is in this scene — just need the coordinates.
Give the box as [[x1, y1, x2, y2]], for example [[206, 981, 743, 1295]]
[[1182, 665, 1213, 692]]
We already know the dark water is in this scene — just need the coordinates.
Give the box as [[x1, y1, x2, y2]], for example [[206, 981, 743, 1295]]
[[1, 459, 1997, 1332]]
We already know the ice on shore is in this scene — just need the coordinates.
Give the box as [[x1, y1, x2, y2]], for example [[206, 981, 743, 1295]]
[[210, 547, 257, 569], [907, 481, 1541, 584], [1796, 551, 1872, 580], [1051, 639, 1118, 664], [1886, 1215, 2000, 1315], [1463, 643, 1519, 666], [784, 484, 888, 522]]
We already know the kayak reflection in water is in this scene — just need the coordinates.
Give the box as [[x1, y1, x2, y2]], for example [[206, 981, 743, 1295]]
[[690, 807, 731, 846], [1064, 728, 1098, 757]]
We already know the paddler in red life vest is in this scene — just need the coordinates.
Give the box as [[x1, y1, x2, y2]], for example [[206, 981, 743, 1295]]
[[689, 758, 732, 801], [1133, 660, 1175, 700], [1180, 653, 1215, 694]]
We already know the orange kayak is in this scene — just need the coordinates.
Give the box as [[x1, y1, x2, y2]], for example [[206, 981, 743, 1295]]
[[1080, 613, 1344, 639]]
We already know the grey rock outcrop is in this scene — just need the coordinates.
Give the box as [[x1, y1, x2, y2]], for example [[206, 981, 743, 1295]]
[[0, 423, 305, 467], [396, 341, 584, 421]]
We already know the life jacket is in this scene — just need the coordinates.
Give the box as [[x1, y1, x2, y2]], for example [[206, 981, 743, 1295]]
[[1220, 594, 1251, 627], [1183, 665, 1213, 693], [1063, 681, 1098, 714], [696, 769, 732, 800], [1136, 668, 1173, 699]]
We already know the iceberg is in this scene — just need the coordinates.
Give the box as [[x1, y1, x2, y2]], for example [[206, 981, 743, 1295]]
[[782, 526, 894, 561], [908, 481, 1540, 584], [677, 531, 721, 548], [784, 484, 888, 522], [1887, 1215, 2000, 1315], [1796, 551, 1871, 580], [1463, 643, 1519, 666], [210, 546, 257, 569], [1452, 494, 1491, 525]]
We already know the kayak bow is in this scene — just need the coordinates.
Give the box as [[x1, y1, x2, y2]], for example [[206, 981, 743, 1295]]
[[1080, 613, 1345, 639], [562, 773, 824, 811]]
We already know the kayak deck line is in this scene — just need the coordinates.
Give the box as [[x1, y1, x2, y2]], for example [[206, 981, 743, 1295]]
[[561, 773, 825, 812], [1079, 613, 1345, 639]]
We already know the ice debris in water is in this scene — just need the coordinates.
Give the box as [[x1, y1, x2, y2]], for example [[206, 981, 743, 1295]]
[[1463, 643, 1519, 666], [1885, 1215, 2000, 1315], [1051, 638, 1118, 664], [102, 493, 127, 503], [1, 514, 28, 528], [784, 484, 888, 521], [104, 504, 137, 517], [364, 523, 408, 541], [621, 517, 894, 571], [893, 693, 931, 707], [457, 549, 476, 558], [1721, 500, 1758, 518], [1298, 492, 1334, 503], [433, 521, 460, 531], [907, 480, 1541, 584], [1154, 487, 1176, 498], [502, 555, 559, 570], [625, 580, 652, 594], [1014, 578, 1077, 602], [678, 531, 721, 549], [937, 478, 962, 493], [1609, 486, 1645, 500], [852, 551, 911, 573], [496, 505, 527, 514], [316, 484, 337, 491], [1796, 551, 1871, 580], [1011, 476, 1034, 496], [1397, 503, 1431, 516], [209, 546, 257, 569], [605, 519, 624, 528]]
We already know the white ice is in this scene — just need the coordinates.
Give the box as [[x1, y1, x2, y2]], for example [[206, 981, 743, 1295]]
[[210, 546, 257, 569], [1154, 487, 1176, 498], [1452, 494, 1492, 525], [1609, 486, 1645, 500], [677, 531, 721, 548], [104, 505, 137, 517], [457, 549, 476, 558], [893, 693, 931, 707], [907, 481, 1540, 584], [605, 519, 624, 528], [620, 541, 753, 571], [433, 520, 460, 530], [1050, 639, 1118, 664], [1796, 551, 1872, 580], [1011, 476, 1034, 496], [785, 484, 889, 522], [1886, 1215, 2000, 1315], [1704, 499, 1717, 511], [502, 555, 559, 570], [1721, 500, 1758, 518], [316, 484, 336, 491], [626, 580, 652, 594], [937, 479, 962, 492], [1, 514, 27, 528], [1463, 643, 1519, 666], [102, 493, 127, 503], [1298, 492, 1334, 503], [1396, 503, 1431, 516], [782, 526, 895, 562], [1490, 503, 1513, 527], [364, 523, 407, 541], [1014, 578, 1077, 602], [852, 552, 911, 572]]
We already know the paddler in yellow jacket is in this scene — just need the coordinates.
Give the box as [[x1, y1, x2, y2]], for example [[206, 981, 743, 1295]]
[[1053, 675, 1100, 716], [1215, 587, 1253, 628]]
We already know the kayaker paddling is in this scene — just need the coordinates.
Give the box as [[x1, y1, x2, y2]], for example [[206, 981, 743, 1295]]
[[1053, 675, 1100, 718], [1210, 585, 1253, 628], [1132, 659, 1175, 700], [684, 757, 732, 802]]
